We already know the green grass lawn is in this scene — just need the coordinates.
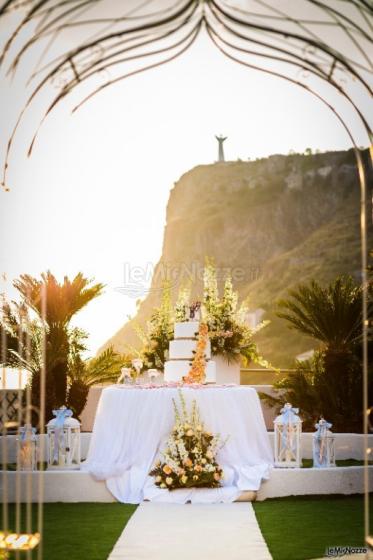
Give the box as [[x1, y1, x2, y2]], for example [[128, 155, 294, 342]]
[[253, 495, 366, 560], [3, 503, 137, 560], [2, 496, 367, 560]]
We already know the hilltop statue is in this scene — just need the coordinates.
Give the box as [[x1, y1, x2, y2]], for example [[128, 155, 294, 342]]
[[215, 134, 227, 162]]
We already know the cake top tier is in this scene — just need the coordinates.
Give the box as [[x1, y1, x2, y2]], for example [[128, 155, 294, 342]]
[[174, 321, 199, 340]]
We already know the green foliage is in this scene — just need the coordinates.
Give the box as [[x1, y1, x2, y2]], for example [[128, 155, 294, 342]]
[[137, 263, 268, 369], [203, 261, 268, 365], [141, 282, 174, 369], [67, 344, 131, 418], [277, 276, 363, 350], [14, 272, 104, 327], [5, 503, 137, 560], [264, 276, 370, 432], [0, 271, 104, 422], [174, 284, 190, 322], [253, 495, 366, 560]]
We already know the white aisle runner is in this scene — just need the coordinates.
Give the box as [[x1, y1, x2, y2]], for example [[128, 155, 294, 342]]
[[108, 502, 272, 560]]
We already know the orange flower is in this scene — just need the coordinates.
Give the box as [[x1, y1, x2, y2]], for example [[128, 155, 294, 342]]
[[184, 458, 193, 468], [163, 465, 172, 475], [183, 323, 209, 384]]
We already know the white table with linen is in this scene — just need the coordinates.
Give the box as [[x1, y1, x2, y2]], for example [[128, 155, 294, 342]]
[[83, 384, 273, 504]]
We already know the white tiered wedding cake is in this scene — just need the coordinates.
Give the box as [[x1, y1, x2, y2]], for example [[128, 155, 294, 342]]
[[164, 321, 216, 383]]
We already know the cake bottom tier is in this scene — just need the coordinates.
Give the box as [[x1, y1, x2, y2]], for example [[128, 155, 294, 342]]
[[164, 360, 216, 383]]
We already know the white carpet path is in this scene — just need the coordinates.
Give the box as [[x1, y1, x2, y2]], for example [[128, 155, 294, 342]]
[[108, 502, 272, 560]]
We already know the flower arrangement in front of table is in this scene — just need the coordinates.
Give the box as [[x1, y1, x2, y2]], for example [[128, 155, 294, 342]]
[[149, 392, 225, 490]]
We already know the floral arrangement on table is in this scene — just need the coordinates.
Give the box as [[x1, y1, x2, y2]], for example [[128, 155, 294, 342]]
[[135, 283, 174, 370], [183, 322, 209, 384], [149, 392, 225, 489], [174, 285, 191, 322], [203, 260, 269, 366], [135, 261, 269, 370]]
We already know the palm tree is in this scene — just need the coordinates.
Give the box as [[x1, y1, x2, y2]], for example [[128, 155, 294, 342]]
[[9, 272, 104, 420], [267, 276, 370, 432], [277, 276, 363, 351], [67, 347, 130, 419], [0, 300, 55, 426]]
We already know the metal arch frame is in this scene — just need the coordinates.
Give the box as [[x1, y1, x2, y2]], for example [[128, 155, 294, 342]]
[[0, 0, 372, 547]]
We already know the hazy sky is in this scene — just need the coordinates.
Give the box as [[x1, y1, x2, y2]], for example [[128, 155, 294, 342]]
[[0, 3, 371, 354]]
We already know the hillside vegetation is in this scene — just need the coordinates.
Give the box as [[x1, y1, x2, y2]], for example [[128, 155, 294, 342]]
[[102, 149, 372, 367]]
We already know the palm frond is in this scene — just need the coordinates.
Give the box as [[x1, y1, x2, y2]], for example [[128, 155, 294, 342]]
[[277, 275, 365, 350]]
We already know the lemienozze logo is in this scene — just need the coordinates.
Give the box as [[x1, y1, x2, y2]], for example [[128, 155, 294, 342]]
[[325, 546, 367, 557], [114, 262, 258, 299]]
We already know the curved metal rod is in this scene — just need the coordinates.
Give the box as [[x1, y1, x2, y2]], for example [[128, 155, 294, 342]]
[[220, 0, 358, 27], [206, 6, 372, 139], [206, 23, 371, 148], [28, 0, 104, 79], [207, 5, 330, 88], [0, 0, 71, 66], [28, 20, 202, 155], [2, 1, 199, 161], [0, 19, 202, 188], [307, 0, 373, 70], [214, 0, 373, 85], [250, 0, 373, 71], [61, 21, 201, 88], [27, 2, 198, 83], [250, 19, 372, 75], [205, 19, 327, 82], [43, 20, 202, 116], [27, 27, 156, 83], [210, 0, 373, 95], [1, 0, 372, 191], [4, 0, 195, 72], [3, 0, 183, 71], [309, 0, 373, 39]]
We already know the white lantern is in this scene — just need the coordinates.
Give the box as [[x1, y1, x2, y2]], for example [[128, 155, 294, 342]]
[[17, 424, 37, 471], [47, 407, 80, 470], [313, 418, 336, 468], [274, 403, 302, 468]]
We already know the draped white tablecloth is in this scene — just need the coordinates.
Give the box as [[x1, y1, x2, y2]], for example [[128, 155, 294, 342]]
[[83, 385, 273, 504]]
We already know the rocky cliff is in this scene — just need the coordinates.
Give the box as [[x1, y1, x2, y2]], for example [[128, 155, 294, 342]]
[[102, 149, 372, 366]]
